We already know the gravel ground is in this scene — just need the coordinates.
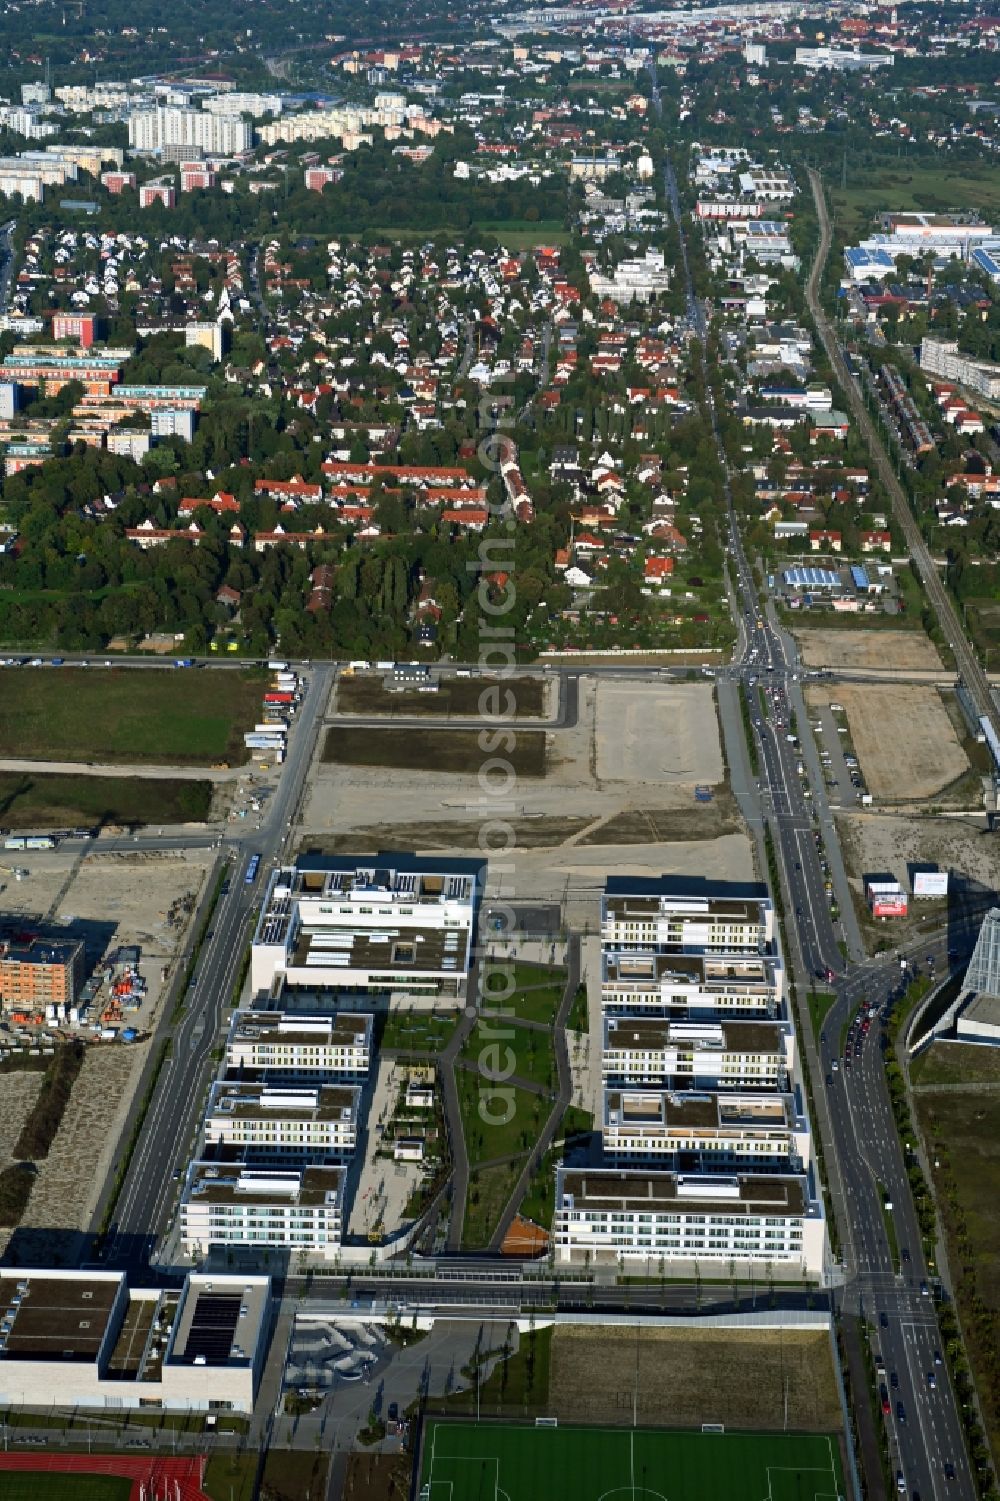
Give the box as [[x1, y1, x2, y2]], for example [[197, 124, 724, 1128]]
[[793, 627, 943, 671], [9, 1045, 147, 1264], [548, 1326, 843, 1431]]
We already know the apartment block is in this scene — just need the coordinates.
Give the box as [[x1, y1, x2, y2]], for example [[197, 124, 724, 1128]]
[[602, 877, 774, 952], [129, 107, 252, 157], [180, 1165, 344, 1258], [184, 322, 228, 361], [601, 1016, 793, 1088], [251, 852, 484, 1001], [920, 337, 1000, 402], [602, 1087, 809, 1171], [0, 938, 85, 1007], [225, 1009, 372, 1078], [556, 876, 824, 1276], [139, 183, 176, 209], [204, 1082, 360, 1162], [554, 1168, 825, 1273]]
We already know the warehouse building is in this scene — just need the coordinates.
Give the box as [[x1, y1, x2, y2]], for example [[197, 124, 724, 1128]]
[[250, 852, 485, 1002], [0, 1269, 270, 1412]]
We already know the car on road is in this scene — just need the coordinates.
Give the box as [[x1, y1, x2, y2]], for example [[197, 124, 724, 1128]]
[[880, 1386, 891, 1415], [890, 1371, 898, 1389], [920, 1280, 929, 1297], [880, 1311, 889, 1328], [896, 1473, 906, 1494], [832, 1060, 839, 1072], [901, 1247, 910, 1263], [934, 1350, 943, 1365], [944, 1463, 955, 1482], [896, 1401, 906, 1423], [927, 1372, 936, 1389]]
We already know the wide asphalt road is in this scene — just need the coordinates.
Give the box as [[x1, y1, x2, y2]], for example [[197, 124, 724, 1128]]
[[94, 663, 333, 1267]]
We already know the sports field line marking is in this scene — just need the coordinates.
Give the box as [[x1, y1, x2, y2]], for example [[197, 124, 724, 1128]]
[[428, 1454, 500, 1501]]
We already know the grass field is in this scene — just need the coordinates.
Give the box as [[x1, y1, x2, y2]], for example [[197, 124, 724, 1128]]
[[337, 675, 546, 719], [0, 771, 212, 828], [911, 1041, 1000, 1088], [420, 1422, 844, 1501], [0, 1477, 132, 1500], [829, 162, 1000, 241], [0, 669, 261, 766], [323, 727, 547, 778]]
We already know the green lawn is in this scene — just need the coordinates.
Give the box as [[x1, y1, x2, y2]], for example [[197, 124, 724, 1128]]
[[463, 1157, 526, 1248], [0, 771, 212, 828], [511, 964, 563, 989], [456, 1071, 551, 1166], [483, 985, 565, 1027], [912, 1041, 1000, 1088], [807, 990, 836, 1042], [420, 1422, 844, 1501], [379, 1007, 462, 1054], [462, 1021, 557, 1091], [0, 668, 261, 765], [830, 162, 1000, 242], [0, 1477, 132, 1501]]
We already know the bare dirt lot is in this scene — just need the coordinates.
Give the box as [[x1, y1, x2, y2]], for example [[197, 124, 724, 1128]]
[[838, 812, 1000, 895], [9, 1044, 145, 1263], [548, 1326, 842, 1431], [301, 676, 754, 928], [837, 811, 1000, 953], [335, 674, 548, 719], [795, 629, 944, 671], [594, 681, 723, 785], [808, 684, 969, 800]]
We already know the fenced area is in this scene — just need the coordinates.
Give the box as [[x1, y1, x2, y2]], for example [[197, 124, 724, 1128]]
[[418, 1419, 845, 1501]]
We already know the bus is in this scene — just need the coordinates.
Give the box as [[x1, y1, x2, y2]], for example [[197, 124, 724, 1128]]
[[245, 854, 261, 885]]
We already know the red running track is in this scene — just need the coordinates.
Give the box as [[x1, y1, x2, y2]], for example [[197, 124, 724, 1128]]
[[0, 1451, 210, 1501]]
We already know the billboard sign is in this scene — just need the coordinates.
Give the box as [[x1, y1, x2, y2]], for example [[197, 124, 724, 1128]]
[[873, 896, 908, 919], [913, 871, 949, 898]]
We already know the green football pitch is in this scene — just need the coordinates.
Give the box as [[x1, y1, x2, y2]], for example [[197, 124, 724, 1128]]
[[420, 1422, 845, 1501], [0, 1478, 132, 1501]]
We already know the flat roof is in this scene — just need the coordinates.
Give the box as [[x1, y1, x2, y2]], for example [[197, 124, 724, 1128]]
[[206, 1081, 359, 1124], [605, 1088, 793, 1132], [603, 952, 776, 987], [603, 1017, 786, 1053], [604, 876, 768, 902], [170, 1276, 269, 1367], [290, 923, 462, 976], [558, 1168, 808, 1217], [961, 992, 1000, 1028], [229, 1009, 372, 1049], [185, 1163, 344, 1209], [0, 1275, 120, 1361]]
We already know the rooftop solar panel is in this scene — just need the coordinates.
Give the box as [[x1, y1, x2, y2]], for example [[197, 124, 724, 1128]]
[[183, 1293, 240, 1362]]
